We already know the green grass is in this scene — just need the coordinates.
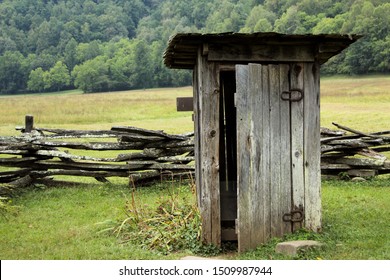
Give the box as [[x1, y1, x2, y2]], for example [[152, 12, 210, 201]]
[[0, 179, 190, 260], [239, 177, 390, 260], [1, 178, 389, 260], [0, 75, 390, 259]]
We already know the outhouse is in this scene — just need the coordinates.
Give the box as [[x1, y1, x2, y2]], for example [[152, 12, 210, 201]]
[[164, 32, 360, 252]]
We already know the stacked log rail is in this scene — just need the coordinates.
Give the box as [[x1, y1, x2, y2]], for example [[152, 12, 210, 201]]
[[320, 123, 390, 178], [0, 117, 194, 197]]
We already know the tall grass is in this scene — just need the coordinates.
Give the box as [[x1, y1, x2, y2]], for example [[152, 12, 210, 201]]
[[321, 75, 390, 131], [0, 87, 193, 135]]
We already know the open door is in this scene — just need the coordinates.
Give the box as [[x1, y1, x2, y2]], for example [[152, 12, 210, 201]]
[[236, 63, 319, 252]]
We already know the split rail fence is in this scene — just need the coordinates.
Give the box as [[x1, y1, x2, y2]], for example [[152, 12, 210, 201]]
[[1, 116, 389, 197], [0, 116, 194, 197]]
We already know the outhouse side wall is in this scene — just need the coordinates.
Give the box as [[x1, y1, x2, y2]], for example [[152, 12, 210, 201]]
[[193, 48, 221, 246]]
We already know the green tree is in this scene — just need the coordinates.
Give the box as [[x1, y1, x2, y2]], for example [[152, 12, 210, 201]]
[[47, 61, 71, 91], [274, 5, 322, 33], [76, 41, 102, 64], [0, 51, 27, 94], [72, 56, 109, 93], [63, 37, 78, 70], [240, 5, 276, 32], [27, 67, 45, 92]]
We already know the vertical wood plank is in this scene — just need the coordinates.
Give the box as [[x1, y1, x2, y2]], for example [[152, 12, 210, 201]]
[[193, 58, 202, 210], [290, 63, 305, 232], [304, 62, 322, 232], [236, 64, 251, 252], [248, 64, 264, 248], [269, 64, 282, 238], [197, 51, 221, 246], [279, 64, 292, 236], [261, 65, 272, 242]]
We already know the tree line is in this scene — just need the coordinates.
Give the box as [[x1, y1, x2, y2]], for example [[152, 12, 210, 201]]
[[0, 0, 389, 94]]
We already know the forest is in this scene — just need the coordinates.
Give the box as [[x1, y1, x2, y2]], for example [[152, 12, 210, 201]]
[[0, 0, 389, 94]]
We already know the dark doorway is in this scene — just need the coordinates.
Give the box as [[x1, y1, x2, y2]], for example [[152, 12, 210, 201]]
[[219, 71, 238, 241]]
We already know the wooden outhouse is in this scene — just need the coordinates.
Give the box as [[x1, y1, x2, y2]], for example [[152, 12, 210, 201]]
[[164, 32, 359, 251]]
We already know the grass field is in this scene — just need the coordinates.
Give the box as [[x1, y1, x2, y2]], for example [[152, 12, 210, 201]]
[[0, 75, 389, 260]]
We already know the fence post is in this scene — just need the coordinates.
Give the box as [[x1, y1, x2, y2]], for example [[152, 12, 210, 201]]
[[25, 115, 34, 133]]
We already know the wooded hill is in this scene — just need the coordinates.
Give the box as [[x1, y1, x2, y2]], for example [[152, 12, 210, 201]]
[[1, 0, 389, 94]]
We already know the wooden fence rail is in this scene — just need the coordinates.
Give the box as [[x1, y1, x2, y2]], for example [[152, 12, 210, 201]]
[[0, 116, 194, 197], [320, 122, 390, 178], [1, 116, 389, 197]]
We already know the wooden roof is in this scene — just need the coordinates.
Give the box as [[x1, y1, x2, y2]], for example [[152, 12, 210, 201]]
[[163, 32, 361, 69]]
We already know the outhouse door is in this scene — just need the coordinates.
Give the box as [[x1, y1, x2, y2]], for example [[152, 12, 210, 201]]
[[235, 63, 321, 252]]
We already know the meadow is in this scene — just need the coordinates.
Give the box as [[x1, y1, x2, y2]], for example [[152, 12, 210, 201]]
[[0, 75, 389, 259]]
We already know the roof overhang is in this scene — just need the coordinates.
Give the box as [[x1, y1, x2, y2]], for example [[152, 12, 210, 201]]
[[163, 32, 361, 69]]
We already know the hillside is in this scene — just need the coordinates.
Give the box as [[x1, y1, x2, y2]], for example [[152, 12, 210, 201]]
[[0, 0, 389, 94]]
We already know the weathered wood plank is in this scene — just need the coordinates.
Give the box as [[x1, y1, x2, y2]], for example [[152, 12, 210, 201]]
[[208, 44, 315, 63], [236, 63, 251, 252], [347, 169, 377, 177], [260, 64, 272, 245], [196, 53, 221, 246], [116, 134, 166, 142], [112, 126, 187, 140], [35, 128, 125, 138], [0, 175, 33, 196], [290, 63, 305, 232], [193, 57, 202, 213], [303, 62, 321, 232], [279, 64, 292, 236], [0, 169, 32, 183], [0, 157, 38, 166], [249, 63, 264, 249], [269, 64, 282, 238], [30, 169, 130, 178], [155, 156, 194, 163], [329, 157, 386, 167]]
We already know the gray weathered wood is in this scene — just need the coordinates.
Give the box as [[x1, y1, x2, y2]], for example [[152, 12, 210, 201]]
[[208, 44, 316, 63], [269, 64, 282, 238], [112, 126, 187, 140], [290, 63, 305, 232], [195, 51, 221, 246], [236, 63, 251, 252], [25, 115, 34, 133], [279, 64, 293, 236], [303, 62, 321, 232], [31, 139, 145, 150]]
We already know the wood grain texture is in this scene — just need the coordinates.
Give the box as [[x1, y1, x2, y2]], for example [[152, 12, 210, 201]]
[[289, 63, 305, 232], [196, 50, 221, 246], [236, 64, 251, 252], [303, 63, 322, 232]]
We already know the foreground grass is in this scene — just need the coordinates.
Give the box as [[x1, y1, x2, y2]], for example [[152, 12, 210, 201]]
[[1, 178, 389, 260], [0, 179, 190, 260], [240, 177, 390, 260]]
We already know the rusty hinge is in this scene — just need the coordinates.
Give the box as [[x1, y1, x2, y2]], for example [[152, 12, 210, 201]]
[[283, 206, 304, 223], [281, 89, 304, 102]]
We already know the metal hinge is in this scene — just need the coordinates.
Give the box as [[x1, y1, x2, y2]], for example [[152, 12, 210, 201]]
[[283, 205, 304, 223]]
